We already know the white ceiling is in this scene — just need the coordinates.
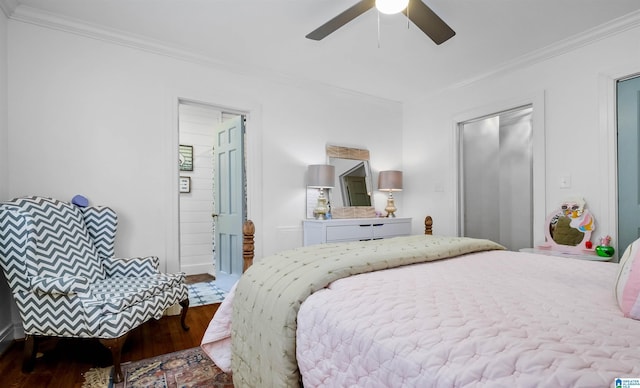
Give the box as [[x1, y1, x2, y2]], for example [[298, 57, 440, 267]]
[[5, 0, 640, 102]]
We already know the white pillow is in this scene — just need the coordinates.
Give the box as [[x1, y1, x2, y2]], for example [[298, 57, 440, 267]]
[[615, 238, 640, 319]]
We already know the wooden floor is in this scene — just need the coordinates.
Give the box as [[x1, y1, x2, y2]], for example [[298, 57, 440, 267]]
[[0, 275, 220, 388]]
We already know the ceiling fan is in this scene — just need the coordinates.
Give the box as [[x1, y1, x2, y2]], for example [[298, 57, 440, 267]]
[[305, 0, 455, 45]]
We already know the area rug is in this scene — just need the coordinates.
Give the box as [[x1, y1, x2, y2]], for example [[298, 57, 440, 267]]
[[188, 281, 227, 307], [82, 347, 233, 388]]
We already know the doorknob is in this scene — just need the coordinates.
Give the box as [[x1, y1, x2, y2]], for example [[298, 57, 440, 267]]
[[211, 213, 218, 218]]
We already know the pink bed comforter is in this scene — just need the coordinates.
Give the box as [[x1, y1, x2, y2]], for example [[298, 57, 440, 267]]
[[201, 282, 237, 373], [296, 250, 640, 387], [203, 249, 640, 387]]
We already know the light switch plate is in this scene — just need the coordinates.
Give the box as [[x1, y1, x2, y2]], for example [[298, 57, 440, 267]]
[[560, 175, 571, 189]]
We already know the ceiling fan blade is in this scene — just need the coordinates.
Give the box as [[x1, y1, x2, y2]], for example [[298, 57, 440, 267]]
[[306, 0, 375, 41], [403, 0, 455, 45]]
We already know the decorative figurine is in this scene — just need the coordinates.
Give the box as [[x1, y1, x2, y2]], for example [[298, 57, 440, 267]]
[[595, 235, 615, 258]]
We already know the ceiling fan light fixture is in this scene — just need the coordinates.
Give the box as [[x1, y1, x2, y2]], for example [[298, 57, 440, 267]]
[[375, 0, 409, 15]]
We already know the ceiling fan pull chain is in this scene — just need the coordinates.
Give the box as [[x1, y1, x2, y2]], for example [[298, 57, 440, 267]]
[[377, 10, 381, 48]]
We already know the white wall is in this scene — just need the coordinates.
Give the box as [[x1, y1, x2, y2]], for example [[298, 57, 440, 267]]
[[0, 6, 14, 355], [6, 19, 403, 271], [0, 6, 6, 200], [403, 22, 640, 252]]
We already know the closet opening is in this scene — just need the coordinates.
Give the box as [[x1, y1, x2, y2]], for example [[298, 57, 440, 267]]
[[457, 105, 533, 251]]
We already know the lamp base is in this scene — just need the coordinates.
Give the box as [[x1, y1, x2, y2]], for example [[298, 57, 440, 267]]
[[314, 190, 328, 220], [385, 195, 397, 218]]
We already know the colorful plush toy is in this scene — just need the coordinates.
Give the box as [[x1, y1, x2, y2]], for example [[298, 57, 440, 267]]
[[561, 197, 595, 232]]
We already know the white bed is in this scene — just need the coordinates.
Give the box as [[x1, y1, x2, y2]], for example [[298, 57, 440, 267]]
[[202, 227, 640, 388]]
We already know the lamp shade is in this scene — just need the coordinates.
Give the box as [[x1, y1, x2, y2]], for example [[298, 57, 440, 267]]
[[308, 164, 335, 188], [378, 170, 403, 191]]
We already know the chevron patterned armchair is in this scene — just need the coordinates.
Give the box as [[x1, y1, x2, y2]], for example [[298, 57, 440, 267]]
[[0, 196, 189, 383]]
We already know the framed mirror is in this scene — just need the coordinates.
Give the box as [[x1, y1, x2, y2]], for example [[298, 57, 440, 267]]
[[326, 145, 373, 208], [305, 145, 375, 219]]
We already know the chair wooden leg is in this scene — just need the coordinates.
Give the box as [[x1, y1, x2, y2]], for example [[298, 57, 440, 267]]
[[179, 298, 190, 331], [22, 335, 37, 373], [99, 334, 128, 384]]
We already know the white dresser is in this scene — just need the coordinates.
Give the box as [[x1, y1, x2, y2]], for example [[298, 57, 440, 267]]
[[303, 217, 412, 246]]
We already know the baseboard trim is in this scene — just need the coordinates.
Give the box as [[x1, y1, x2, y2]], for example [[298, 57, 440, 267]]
[[181, 263, 215, 276], [0, 321, 17, 355]]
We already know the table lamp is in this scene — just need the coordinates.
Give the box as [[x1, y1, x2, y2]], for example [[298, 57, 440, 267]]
[[378, 170, 403, 217], [308, 164, 335, 220]]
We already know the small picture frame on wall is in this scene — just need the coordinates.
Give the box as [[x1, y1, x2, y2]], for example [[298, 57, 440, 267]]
[[179, 145, 193, 171], [179, 176, 191, 193]]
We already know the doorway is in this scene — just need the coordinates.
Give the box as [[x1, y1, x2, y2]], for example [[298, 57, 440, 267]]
[[340, 162, 371, 206], [617, 75, 640, 254], [178, 101, 245, 291], [458, 105, 533, 251]]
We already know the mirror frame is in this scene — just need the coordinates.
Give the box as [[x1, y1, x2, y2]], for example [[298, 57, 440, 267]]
[[538, 201, 594, 253]]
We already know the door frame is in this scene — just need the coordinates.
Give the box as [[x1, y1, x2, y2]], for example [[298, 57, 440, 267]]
[[599, 68, 640, 258], [164, 93, 263, 273], [451, 92, 546, 245]]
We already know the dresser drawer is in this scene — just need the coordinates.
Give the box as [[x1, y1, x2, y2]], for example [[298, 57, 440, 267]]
[[372, 221, 411, 239], [302, 218, 412, 246], [326, 224, 372, 241]]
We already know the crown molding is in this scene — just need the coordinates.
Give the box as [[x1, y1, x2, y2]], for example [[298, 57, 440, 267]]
[[8, 4, 640, 103], [8, 5, 400, 105], [442, 9, 640, 94], [10, 5, 235, 70], [0, 0, 18, 18]]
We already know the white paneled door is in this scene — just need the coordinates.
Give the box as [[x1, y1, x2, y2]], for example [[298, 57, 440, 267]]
[[213, 116, 246, 292]]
